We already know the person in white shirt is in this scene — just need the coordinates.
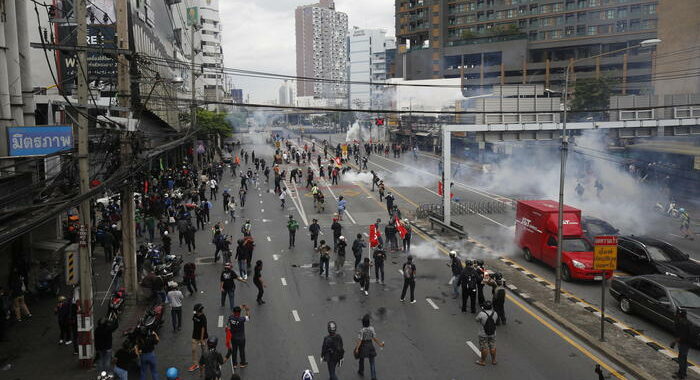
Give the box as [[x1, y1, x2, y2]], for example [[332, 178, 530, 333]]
[[279, 187, 287, 208], [166, 282, 184, 332], [208, 179, 218, 200]]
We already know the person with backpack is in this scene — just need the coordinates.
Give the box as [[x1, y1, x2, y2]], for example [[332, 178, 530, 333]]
[[287, 215, 299, 249], [226, 305, 250, 368], [199, 336, 226, 380], [400, 256, 417, 303], [318, 240, 332, 279], [321, 321, 344, 380], [354, 314, 384, 380], [183, 262, 198, 295], [458, 260, 479, 313], [352, 234, 366, 270], [475, 301, 499, 366], [335, 236, 347, 274]]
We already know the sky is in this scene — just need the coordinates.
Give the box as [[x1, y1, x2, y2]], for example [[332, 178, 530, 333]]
[[220, 0, 395, 103]]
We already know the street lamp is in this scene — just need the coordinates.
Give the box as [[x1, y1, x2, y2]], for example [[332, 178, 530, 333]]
[[553, 38, 660, 303]]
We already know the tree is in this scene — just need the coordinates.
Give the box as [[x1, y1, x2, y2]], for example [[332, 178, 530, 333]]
[[569, 77, 617, 121], [196, 108, 232, 138]]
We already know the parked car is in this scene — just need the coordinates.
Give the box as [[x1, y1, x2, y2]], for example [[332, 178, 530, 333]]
[[610, 274, 700, 345], [581, 216, 619, 243], [617, 235, 700, 280]]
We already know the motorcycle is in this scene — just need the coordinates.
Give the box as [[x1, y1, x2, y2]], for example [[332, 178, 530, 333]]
[[36, 268, 60, 296], [654, 200, 681, 218], [106, 287, 126, 322], [122, 303, 164, 349]]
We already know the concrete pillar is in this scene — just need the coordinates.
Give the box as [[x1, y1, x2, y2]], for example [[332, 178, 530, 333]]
[[16, 0, 35, 125], [4, 0, 24, 124], [442, 127, 451, 226]]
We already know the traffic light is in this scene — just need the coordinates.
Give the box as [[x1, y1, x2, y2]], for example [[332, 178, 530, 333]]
[[375, 118, 384, 126]]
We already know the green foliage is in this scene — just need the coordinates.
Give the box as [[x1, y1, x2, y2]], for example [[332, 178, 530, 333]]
[[570, 77, 617, 112], [196, 108, 232, 138]]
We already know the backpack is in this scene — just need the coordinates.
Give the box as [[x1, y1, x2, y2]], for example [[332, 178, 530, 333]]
[[483, 311, 497, 336], [201, 350, 222, 378], [403, 263, 414, 279]]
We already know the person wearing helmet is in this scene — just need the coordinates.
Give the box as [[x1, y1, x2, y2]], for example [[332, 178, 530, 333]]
[[309, 218, 321, 249], [458, 259, 479, 313], [475, 300, 499, 366], [165, 367, 180, 380], [372, 244, 387, 285], [400, 255, 417, 303], [301, 369, 314, 380], [287, 214, 300, 249], [226, 305, 250, 368], [448, 251, 462, 298], [321, 321, 344, 380], [220, 263, 246, 312], [189, 304, 208, 372], [679, 208, 693, 240], [199, 336, 226, 380], [335, 236, 347, 274]]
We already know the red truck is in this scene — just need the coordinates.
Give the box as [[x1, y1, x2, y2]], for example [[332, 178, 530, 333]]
[[515, 200, 612, 281]]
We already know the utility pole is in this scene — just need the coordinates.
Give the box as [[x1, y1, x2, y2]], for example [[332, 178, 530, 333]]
[[190, 22, 198, 169], [75, 0, 94, 366], [116, 0, 137, 296]]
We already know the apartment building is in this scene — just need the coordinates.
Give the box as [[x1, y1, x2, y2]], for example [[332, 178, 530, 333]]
[[295, 0, 349, 104], [396, 0, 659, 95], [348, 28, 393, 109]]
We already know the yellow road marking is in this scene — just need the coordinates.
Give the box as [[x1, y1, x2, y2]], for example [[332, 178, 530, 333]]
[[507, 295, 626, 379]]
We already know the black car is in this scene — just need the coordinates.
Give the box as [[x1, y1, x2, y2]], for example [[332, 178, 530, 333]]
[[617, 235, 700, 280], [581, 216, 619, 243], [610, 274, 700, 344]]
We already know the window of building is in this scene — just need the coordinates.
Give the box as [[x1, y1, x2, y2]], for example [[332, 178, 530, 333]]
[[641, 19, 656, 29], [589, 10, 601, 19], [587, 25, 597, 35], [617, 6, 627, 17], [615, 20, 627, 32], [553, 2, 564, 12], [577, 11, 587, 21], [565, 25, 575, 35], [541, 4, 552, 13], [589, 0, 600, 6], [578, 0, 587, 8], [530, 4, 538, 14], [642, 3, 656, 15], [577, 25, 586, 35], [566, 1, 576, 10], [528, 31, 538, 40], [529, 17, 539, 26], [552, 30, 563, 39], [566, 13, 575, 23], [604, 9, 616, 19], [629, 18, 640, 30]]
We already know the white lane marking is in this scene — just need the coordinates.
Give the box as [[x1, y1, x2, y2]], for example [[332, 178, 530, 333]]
[[466, 341, 481, 357], [261, 208, 264, 213], [267, 236, 272, 242], [307, 355, 320, 374], [398, 269, 404, 275], [281, 277, 287, 286], [426, 298, 439, 310], [218, 315, 224, 328], [292, 310, 301, 322], [260, 200, 263, 204], [273, 254, 280, 261], [301, 264, 312, 268], [286, 180, 310, 227]]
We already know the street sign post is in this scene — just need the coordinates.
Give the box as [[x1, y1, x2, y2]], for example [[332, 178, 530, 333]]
[[594, 235, 618, 342]]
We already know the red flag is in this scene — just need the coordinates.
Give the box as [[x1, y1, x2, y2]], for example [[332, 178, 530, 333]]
[[334, 156, 342, 167], [437, 181, 454, 199], [369, 224, 380, 248], [395, 216, 408, 239]]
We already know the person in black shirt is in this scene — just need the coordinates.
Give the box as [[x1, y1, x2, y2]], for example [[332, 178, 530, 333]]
[[400, 256, 417, 303], [94, 318, 118, 374], [331, 218, 342, 252], [253, 260, 265, 305], [136, 329, 160, 380], [226, 305, 250, 368], [309, 219, 321, 249], [220, 263, 246, 312], [190, 303, 208, 372], [321, 321, 344, 380], [372, 245, 387, 284], [199, 336, 227, 380], [113, 342, 136, 380], [672, 308, 692, 379]]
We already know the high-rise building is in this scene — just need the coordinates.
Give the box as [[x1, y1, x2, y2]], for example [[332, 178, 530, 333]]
[[348, 28, 392, 109], [653, 0, 700, 95], [196, 0, 225, 109], [396, 0, 659, 95], [295, 0, 349, 103]]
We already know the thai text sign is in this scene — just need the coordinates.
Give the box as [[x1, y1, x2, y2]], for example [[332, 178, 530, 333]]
[[594, 235, 618, 271], [8, 126, 74, 156]]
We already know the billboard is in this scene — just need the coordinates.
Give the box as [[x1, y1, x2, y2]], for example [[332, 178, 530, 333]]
[[7, 126, 74, 156]]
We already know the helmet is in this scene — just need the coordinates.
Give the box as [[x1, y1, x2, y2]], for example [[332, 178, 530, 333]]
[[327, 320, 337, 334], [165, 367, 179, 379], [449, 250, 457, 257], [302, 369, 314, 380], [193, 303, 204, 313], [233, 306, 242, 313], [465, 259, 473, 266], [289, 214, 294, 219], [476, 259, 484, 267], [58, 295, 66, 302], [339, 236, 345, 241], [404, 218, 409, 223], [680, 208, 686, 213], [493, 272, 503, 281], [167, 281, 178, 289], [163, 231, 168, 236], [407, 255, 413, 262], [207, 336, 218, 348], [482, 300, 493, 310]]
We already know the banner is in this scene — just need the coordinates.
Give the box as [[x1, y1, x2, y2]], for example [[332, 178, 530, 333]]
[[369, 224, 380, 248], [7, 126, 73, 156], [395, 216, 408, 239]]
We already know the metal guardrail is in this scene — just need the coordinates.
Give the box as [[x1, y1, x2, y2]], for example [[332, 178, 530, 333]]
[[415, 200, 509, 218]]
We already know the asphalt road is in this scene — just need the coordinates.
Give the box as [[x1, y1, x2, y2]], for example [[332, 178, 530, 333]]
[[138, 136, 632, 380], [307, 133, 700, 366]]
